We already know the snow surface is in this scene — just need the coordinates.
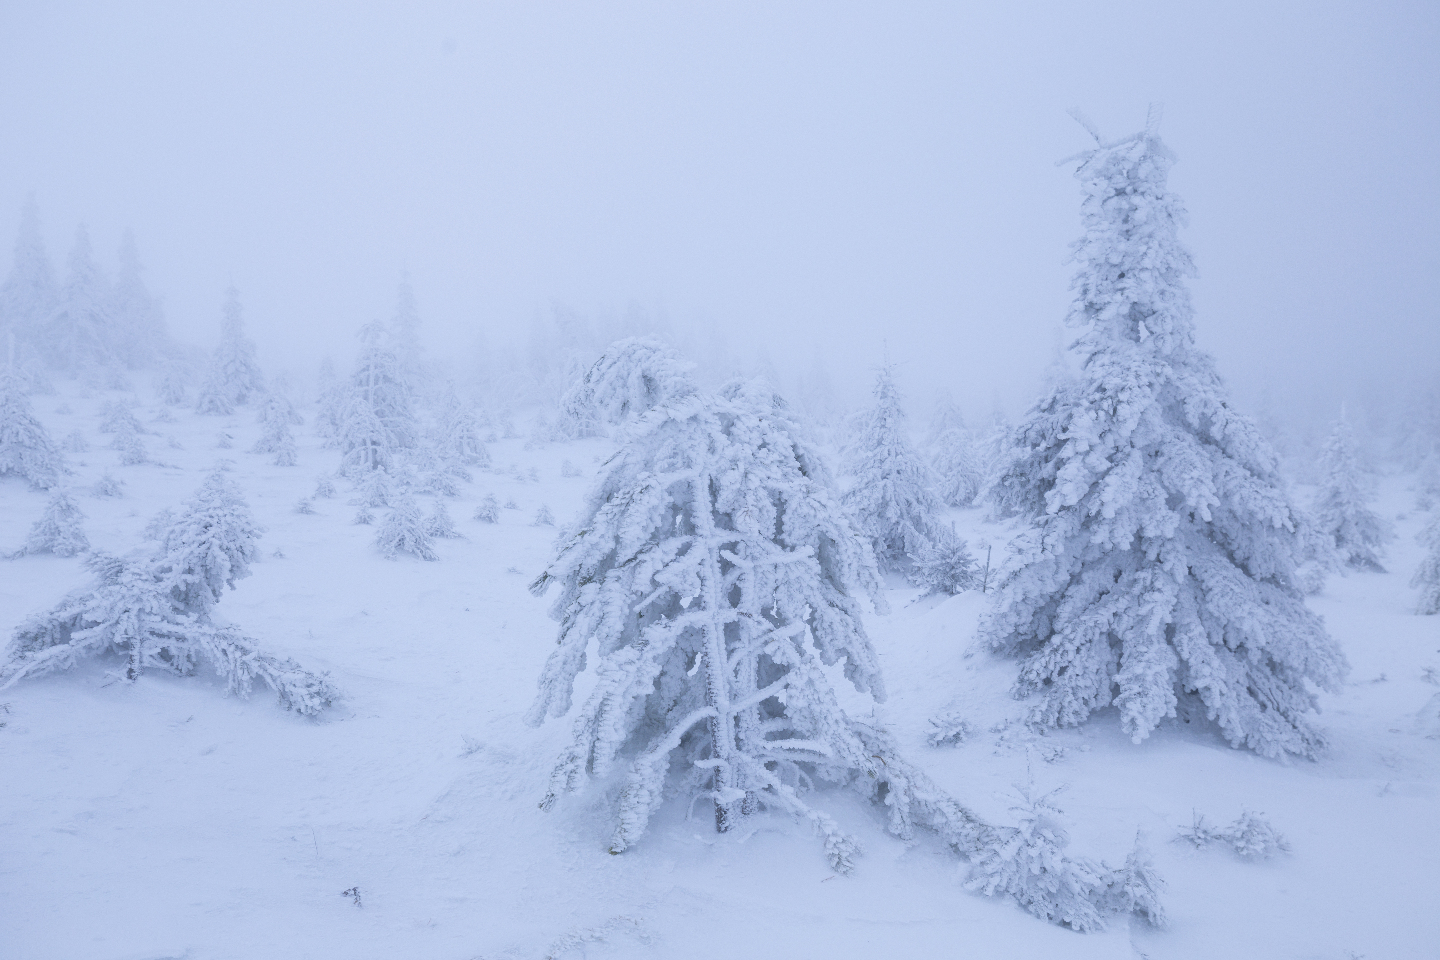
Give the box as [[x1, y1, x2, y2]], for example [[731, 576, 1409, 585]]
[[1, 385, 1437, 959]]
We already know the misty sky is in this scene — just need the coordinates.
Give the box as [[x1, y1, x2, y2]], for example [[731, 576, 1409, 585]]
[[2, 2, 1436, 422]]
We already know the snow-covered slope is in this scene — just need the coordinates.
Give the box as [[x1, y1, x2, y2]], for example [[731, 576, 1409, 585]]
[[1, 384, 1436, 959]]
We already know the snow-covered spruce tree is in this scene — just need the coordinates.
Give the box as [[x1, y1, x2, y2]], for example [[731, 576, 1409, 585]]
[[907, 528, 978, 597], [1412, 515, 1440, 615], [12, 489, 89, 557], [1315, 415, 1391, 572], [152, 470, 265, 616], [0, 196, 59, 352], [0, 473, 337, 714], [965, 780, 1109, 931], [252, 382, 301, 466], [842, 365, 948, 572], [930, 427, 986, 508], [390, 273, 426, 390], [434, 387, 490, 468], [375, 495, 438, 560], [423, 499, 460, 539], [550, 337, 697, 440], [338, 321, 416, 477], [313, 356, 344, 443], [0, 366, 65, 488], [200, 287, 263, 408], [46, 226, 116, 375], [194, 364, 235, 416], [110, 230, 167, 369], [983, 111, 1346, 759], [528, 381, 893, 858]]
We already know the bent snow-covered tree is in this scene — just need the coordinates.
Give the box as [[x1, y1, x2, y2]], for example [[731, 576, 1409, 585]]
[[0, 471, 337, 714], [551, 337, 697, 440], [0, 366, 64, 489], [527, 381, 902, 862], [983, 111, 1346, 760], [1314, 415, 1391, 572], [842, 365, 948, 571]]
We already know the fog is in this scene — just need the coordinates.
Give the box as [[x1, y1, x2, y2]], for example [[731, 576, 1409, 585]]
[[2, 1, 1437, 424]]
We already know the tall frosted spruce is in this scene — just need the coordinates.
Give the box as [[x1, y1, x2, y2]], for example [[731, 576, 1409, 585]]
[[842, 365, 948, 572], [338, 321, 416, 477], [984, 111, 1346, 759], [0, 196, 59, 352], [47, 226, 116, 375], [0, 365, 65, 489], [197, 287, 263, 413], [1315, 415, 1391, 572]]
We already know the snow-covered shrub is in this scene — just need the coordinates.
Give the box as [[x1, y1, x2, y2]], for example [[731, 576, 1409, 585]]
[[214, 431, 233, 449], [926, 711, 974, 747], [11, 490, 88, 557], [551, 337, 697, 440], [0, 367, 65, 489], [98, 401, 144, 435], [91, 472, 124, 497], [1225, 811, 1290, 860], [62, 429, 87, 453], [964, 781, 1110, 932], [375, 497, 438, 560], [474, 494, 499, 523], [423, 500, 460, 538], [531, 504, 555, 527], [982, 113, 1346, 759], [194, 366, 236, 416], [113, 427, 147, 466], [1413, 515, 1440, 615], [842, 366, 948, 571], [1315, 416, 1392, 572], [1178, 811, 1289, 860], [504, 498, 518, 510], [142, 508, 174, 540], [0, 474, 336, 714], [1099, 835, 1166, 928], [154, 359, 190, 406], [560, 458, 581, 478], [352, 505, 374, 525], [313, 475, 337, 499], [907, 530, 978, 596]]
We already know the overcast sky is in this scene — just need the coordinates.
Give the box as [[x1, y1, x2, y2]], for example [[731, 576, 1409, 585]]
[[1, 2, 1436, 422]]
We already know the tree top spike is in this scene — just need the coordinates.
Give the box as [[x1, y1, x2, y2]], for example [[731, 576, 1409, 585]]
[[1067, 107, 1103, 144], [1146, 102, 1164, 138]]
